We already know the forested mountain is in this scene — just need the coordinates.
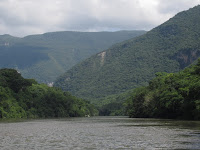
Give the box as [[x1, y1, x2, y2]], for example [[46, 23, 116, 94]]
[[0, 30, 145, 83], [0, 68, 97, 119], [54, 5, 200, 102], [126, 59, 200, 120]]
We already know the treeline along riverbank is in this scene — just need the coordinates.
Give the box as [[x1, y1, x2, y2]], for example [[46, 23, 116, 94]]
[[126, 59, 200, 120], [0, 68, 97, 119]]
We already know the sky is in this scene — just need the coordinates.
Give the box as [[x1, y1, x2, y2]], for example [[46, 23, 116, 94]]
[[0, 0, 200, 37]]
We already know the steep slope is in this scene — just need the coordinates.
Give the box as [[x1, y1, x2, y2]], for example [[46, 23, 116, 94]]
[[0, 31, 146, 83], [126, 58, 200, 120], [54, 5, 200, 101]]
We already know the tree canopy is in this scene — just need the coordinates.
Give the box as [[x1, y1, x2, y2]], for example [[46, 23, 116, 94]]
[[126, 59, 200, 120], [0, 69, 97, 119]]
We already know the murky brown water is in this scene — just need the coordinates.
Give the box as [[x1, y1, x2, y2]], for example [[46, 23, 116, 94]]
[[0, 116, 200, 149]]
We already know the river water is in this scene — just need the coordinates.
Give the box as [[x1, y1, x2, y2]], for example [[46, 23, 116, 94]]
[[0, 116, 200, 150]]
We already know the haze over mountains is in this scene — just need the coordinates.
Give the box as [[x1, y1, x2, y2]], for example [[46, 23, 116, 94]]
[[54, 5, 200, 102], [0, 30, 146, 83]]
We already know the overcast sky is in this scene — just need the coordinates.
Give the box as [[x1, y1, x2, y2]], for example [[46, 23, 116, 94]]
[[0, 0, 200, 37]]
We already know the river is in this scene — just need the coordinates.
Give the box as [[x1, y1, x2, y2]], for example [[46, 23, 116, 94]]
[[0, 116, 200, 149]]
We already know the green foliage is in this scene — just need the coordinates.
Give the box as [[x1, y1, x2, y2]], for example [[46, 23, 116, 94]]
[[54, 5, 200, 103], [0, 68, 97, 119], [96, 90, 132, 116], [0, 31, 146, 83], [99, 102, 125, 116], [0, 86, 26, 118], [0, 99, 26, 119], [0, 69, 32, 92], [126, 59, 200, 120]]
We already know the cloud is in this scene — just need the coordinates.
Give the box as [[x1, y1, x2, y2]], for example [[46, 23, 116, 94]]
[[157, 0, 200, 14], [0, 0, 199, 37]]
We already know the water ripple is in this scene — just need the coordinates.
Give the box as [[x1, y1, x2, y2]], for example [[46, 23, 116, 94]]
[[0, 117, 200, 149]]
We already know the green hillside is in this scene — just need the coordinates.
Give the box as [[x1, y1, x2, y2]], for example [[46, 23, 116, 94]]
[[0, 31, 146, 83], [54, 5, 200, 102], [0, 68, 97, 119], [126, 59, 200, 120]]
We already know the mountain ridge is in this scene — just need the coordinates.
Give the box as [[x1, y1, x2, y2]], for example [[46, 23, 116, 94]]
[[0, 30, 146, 83], [54, 5, 200, 101]]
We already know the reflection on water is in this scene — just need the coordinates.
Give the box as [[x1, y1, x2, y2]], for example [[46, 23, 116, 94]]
[[0, 116, 200, 149]]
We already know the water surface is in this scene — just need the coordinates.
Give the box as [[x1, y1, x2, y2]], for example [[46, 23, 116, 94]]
[[0, 116, 200, 149]]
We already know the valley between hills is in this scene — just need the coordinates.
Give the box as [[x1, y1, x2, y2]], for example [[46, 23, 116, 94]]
[[0, 5, 200, 120]]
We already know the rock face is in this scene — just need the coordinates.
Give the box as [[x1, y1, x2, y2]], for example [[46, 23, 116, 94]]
[[54, 5, 200, 101], [172, 49, 200, 69]]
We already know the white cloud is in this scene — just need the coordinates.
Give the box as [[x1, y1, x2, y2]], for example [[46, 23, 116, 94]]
[[0, 0, 199, 37]]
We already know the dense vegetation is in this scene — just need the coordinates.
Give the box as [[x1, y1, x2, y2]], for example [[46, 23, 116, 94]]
[[55, 5, 200, 104], [126, 59, 200, 120], [0, 68, 97, 119], [96, 91, 131, 116], [0, 31, 145, 83]]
